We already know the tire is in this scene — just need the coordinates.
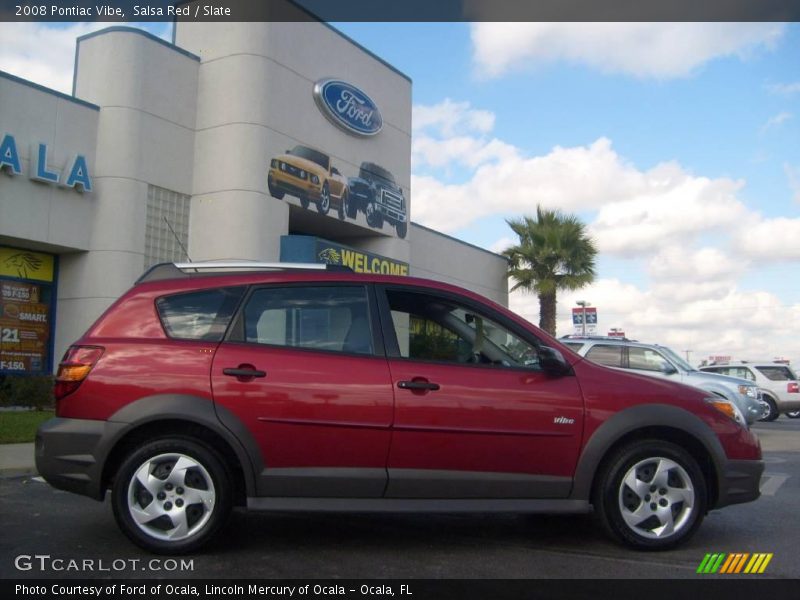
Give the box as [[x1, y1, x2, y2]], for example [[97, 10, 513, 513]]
[[300, 195, 310, 210], [787, 410, 800, 419], [267, 174, 284, 200], [344, 191, 357, 219], [337, 191, 346, 220], [112, 437, 232, 555], [759, 396, 780, 422], [395, 219, 408, 239], [366, 202, 383, 228], [317, 182, 330, 215], [594, 440, 707, 550]]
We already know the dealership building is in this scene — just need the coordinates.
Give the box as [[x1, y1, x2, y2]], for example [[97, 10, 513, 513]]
[[0, 13, 509, 376]]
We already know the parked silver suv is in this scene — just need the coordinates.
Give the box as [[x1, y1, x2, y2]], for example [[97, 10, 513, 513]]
[[699, 361, 800, 421], [561, 337, 764, 424]]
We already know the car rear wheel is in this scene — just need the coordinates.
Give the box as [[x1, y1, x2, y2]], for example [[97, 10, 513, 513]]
[[317, 182, 331, 215], [112, 437, 232, 554], [759, 396, 780, 422], [344, 191, 358, 218], [594, 440, 706, 550], [786, 410, 800, 419]]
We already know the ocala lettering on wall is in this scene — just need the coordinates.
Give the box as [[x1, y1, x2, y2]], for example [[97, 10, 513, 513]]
[[0, 133, 92, 192]]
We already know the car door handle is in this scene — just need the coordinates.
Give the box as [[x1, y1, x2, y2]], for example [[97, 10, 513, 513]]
[[397, 380, 440, 391], [223, 366, 267, 379]]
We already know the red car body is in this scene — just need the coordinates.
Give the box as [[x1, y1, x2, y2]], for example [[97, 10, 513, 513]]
[[37, 267, 763, 553]]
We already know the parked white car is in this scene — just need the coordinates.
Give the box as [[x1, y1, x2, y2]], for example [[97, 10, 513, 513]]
[[699, 361, 800, 421], [561, 337, 765, 424]]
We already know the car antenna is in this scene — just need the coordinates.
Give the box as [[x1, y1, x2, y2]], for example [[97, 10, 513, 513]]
[[163, 216, 192, 263]]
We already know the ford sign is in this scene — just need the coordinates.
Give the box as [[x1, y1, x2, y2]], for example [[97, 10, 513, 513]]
[[313, 79, 383, 137]]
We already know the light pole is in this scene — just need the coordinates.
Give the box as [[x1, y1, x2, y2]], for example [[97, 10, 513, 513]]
[[576, 300, 590, 337]]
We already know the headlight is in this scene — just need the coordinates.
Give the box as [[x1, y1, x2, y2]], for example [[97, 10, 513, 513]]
[[706, 397, 746, 426], [738, 385, 757, 398], [298, 170, 306, 179], [310, 174, 320, 185]]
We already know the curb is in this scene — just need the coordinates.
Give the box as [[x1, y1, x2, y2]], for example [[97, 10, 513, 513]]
[[0, 467, 38, 478]]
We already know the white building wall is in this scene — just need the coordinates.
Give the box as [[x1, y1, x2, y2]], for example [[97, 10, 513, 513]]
[[409, 223, 509, 306], [176, 20, 412, 264], [0, 74, 97, 252], [57, 28, 200, 359]]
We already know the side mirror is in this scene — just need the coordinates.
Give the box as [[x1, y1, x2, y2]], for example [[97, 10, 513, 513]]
[[661, 362, 678, 375], [539, 346, 569, 376]]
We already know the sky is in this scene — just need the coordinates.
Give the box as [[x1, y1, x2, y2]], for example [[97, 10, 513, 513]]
[[1, 21, 799, 365]]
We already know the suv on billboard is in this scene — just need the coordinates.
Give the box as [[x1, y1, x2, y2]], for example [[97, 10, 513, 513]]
[[347, 162, 408, 238], [561, 336, 765, 424], [699, 361, 800, 421], [36, 263, 762, 554], [268, 145, 348, 218]]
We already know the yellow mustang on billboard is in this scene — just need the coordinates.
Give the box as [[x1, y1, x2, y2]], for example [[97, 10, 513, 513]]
[[268, 145, 348, 218]]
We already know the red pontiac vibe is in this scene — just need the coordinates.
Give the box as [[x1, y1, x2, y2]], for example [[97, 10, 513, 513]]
[[36, 262, 763, 554]]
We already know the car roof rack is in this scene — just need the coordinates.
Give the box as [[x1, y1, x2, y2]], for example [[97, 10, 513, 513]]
[[136, 261, 352, 284], [559, 334, 636, 342]]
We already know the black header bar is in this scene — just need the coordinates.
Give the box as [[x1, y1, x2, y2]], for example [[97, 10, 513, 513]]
[[1, 0, 798, 22]]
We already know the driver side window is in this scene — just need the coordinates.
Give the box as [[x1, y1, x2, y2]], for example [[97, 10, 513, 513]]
[[385, 289, 541, 369]]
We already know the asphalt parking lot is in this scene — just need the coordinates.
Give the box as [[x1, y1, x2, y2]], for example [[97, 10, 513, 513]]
[[1, 419, 797, 580]]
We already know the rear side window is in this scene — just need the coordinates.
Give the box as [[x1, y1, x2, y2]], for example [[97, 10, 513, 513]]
[[562, 342, 584, 352], [756, 366, 796, 381], [243, 286, 373, 355], [156, 287, 244, 341], [586, 344, 624, 368]]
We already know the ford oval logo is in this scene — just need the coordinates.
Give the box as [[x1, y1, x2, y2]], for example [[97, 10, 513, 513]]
[[313, 79, 383, 137]]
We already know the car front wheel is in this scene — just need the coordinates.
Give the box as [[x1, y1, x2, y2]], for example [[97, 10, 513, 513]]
[[594, 440, 706, 550], [317, 182, 331, 215], [758, 396, 780, 422], [787, 410, 800, 419], [112, 437, 232, 554]]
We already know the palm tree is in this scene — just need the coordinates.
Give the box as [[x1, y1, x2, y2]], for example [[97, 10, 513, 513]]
[[503, 205, 597, 337]]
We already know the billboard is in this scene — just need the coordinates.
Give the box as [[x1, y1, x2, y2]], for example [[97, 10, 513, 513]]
[[265, 78, 408, 239], [572, 306, 597, 335]]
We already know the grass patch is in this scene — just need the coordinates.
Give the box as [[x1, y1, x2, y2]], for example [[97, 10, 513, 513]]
[[0, 410, 54, 444]]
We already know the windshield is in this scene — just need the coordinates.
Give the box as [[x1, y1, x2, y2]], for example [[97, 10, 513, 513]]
[[659, 346, 696, 372], [361, 163, 395, 184], [290, 146, 329, 170]]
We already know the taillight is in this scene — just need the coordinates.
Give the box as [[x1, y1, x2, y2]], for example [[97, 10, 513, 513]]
[[55, 345, 104, 402], [788, 382, 799, 394]]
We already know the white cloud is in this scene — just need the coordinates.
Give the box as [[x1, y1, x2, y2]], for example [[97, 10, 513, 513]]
[[785, 163, 800, 204], [589, 173, 749, 257], [413, 99, 495, 136], [488, 236, 515, 254], [509, 278, 800, 363], [732, 217, 800, 260], [415, 96, 800, 363], [767, 81, 800, 95], [0, 23, 170, 94], [760, 111, 793, 133], [471, 23, 785, 79], [647, 246, 746, 283]]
